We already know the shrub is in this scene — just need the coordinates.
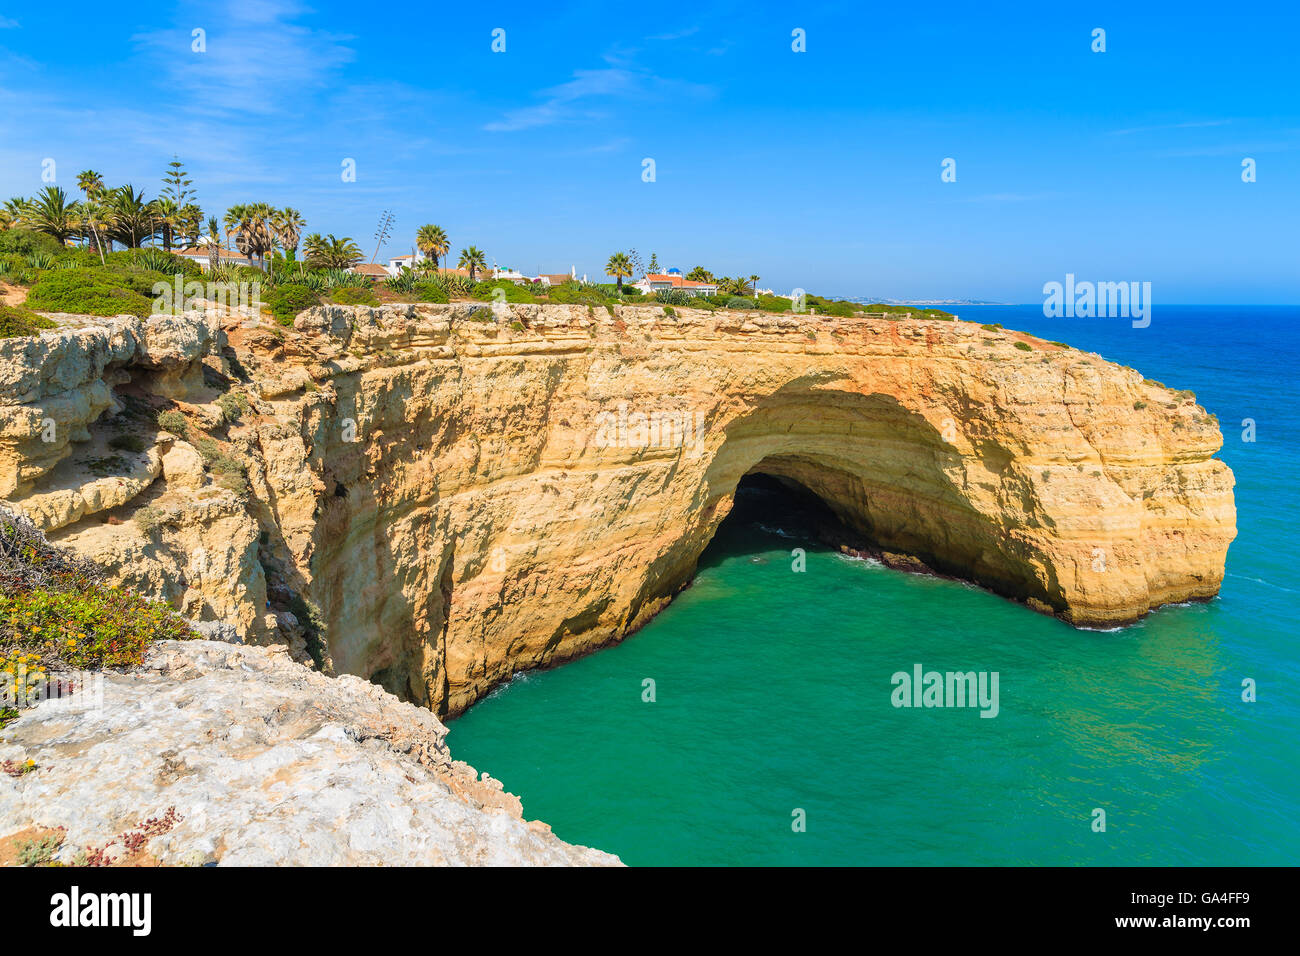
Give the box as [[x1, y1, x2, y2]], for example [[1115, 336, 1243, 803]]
[[758, 295, 793, 312], [0, 228, 63, 258], [108, 434, 147, 454], [215, 391, 249, 423], [1014, 341, 1033, 351], [1133, 401, 1147, 410], [0, 506, 197, 688], [509, 320, 525, 331], [330, 285, 379, 307], [663, 306, 676, 317], [981, 323, 1003, 331], [546, 283, 610, 306], [0, 305, 55, 338], [264, 284, 320, 326], [412, 281, 449, 304], [726, 296, 755, 309], [156, 410, 188, 436], [133, 504, 166, 536], [23, 270, 153, 318], [475, 280, 540, 304]]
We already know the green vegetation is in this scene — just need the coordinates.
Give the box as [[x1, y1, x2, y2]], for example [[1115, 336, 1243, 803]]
[[0, 507, 197, 705], [194, 437, 249, 495], [475, 279, 542, 304], [0, 305, 55, 338], [457, 246, 488, 281], [416, 224, 450, 271], [24, 269, 154, 318], [215, 391, 250, 423], [264, 284, 321, 325], [330, 285, 380, 306], [605, 252, 633, 293], [156, 409, 188, 436], [108, 434, 147, 454], [1014, 341, 1033, 351]]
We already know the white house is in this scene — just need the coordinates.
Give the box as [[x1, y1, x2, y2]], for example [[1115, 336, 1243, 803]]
[[385, 252, 427, 277], [634, 271, 719, 297], [171, 245, 257, 270]]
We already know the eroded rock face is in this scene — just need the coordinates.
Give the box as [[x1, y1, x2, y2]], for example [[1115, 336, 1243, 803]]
[[0, 304, 1237, 715], [0, 641, 618, 866]]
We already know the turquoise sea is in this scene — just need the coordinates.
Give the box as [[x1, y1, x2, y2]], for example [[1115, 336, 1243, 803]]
[[448, 305, 1299, 866]]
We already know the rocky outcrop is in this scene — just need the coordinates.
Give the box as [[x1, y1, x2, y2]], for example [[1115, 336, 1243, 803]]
[[0, 640, 618, 866], [0, 303, 1237, 716]]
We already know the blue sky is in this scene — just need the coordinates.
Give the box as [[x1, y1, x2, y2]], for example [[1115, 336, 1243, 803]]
[[0, 0, 1296, 302]]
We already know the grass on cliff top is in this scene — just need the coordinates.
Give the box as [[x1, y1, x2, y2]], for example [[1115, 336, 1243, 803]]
[[0, 507, 197, 726]]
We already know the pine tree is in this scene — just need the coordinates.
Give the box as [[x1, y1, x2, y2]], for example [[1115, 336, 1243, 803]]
[[161, 158, 194, 208]]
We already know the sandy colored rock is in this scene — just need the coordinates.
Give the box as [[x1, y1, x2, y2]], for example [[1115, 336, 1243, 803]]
[[0, 641, 619, 866], [0, 304, 1237, 717]]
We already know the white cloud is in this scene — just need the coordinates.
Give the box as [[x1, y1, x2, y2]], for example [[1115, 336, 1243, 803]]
[[133, 0, 354, 114], [486, 66, 712, 132]]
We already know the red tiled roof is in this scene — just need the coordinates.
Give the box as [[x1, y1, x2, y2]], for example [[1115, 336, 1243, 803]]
[[172, 247, 253, 261], [644, 273, 716, 288], [349, 263, 389, 277]]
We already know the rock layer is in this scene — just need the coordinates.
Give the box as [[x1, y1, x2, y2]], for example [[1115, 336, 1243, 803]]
[[0, 304, 1237, 716]]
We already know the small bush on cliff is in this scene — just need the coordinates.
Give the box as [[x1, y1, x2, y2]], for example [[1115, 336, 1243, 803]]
[[330, 285, 380, 307], [0, 305, 55, 339], [0, 507, 197, 711], [1014, 341, 1033, 351], [23, 270, 153, 319], [108, 434, 147, 454], [264, 284, 321, 326], [156, 410, 188, 437], [412, 281, 449, 304], [215, 391, 250, 424]]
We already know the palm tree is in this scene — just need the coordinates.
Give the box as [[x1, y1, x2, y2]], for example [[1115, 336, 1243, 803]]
[[109, 186, 156, 248], [273, 207, 305, 259], [28, 186, 81, 244], [223, 204, 276, 269], [76, 198, 108, 265], [75, 170, 105, 254], [416, 224, 449, 270], [458, 246, 487, 281], [749, 274, 761, 297], [323, 235, 362, 269], [605, 252, 633, 293], [302, 232, 327, 266], [302, 233, 361, 269], [153, 197, 180, 251], [2, 197, 31, 230], [205, 216, 222, 272]]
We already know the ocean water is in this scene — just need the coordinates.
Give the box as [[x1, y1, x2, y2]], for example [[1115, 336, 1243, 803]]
[[448, 305, 1299, 866]]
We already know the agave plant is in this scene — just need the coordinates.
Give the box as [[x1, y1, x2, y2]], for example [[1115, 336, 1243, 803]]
[[133, 248, 182, 273], [384, 267, 418, 293], [26, 251, 58, 270]]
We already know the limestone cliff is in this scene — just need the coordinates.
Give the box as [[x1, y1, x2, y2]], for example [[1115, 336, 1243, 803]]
[[0, 640, 619, 866], [0, 303, 1237, 716]]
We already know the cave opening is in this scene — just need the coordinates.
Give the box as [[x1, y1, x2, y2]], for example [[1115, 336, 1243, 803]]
[[696, 472, 870, 572]]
